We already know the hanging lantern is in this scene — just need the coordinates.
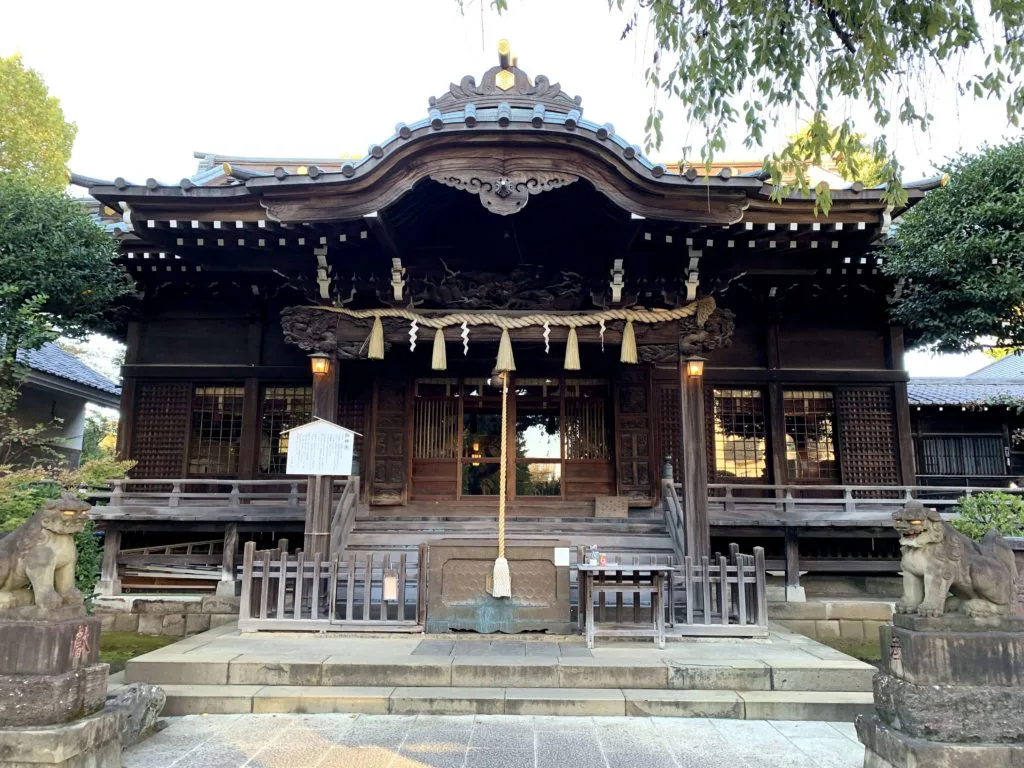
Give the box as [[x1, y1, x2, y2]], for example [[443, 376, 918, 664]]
[[564, 327, 581, 371], [309, 352, 331, 376]]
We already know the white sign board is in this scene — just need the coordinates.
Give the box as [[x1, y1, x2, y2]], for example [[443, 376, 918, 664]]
[[553, 547, 570, 567], [284, 420, 357, 476]]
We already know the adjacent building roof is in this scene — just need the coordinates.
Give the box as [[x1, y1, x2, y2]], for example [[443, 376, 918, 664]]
[[965, 355, 1024, 379], [908, 378, 1024, 405], [17, 343, 121, 400]]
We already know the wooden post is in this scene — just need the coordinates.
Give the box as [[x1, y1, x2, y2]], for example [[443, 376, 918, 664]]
[[888, 326, 917, 486], [679, 359, 710, 561], [783, 526, 805, 602], [217, 523, 239, 597], [305, 353, 339, 555], [97, 524, 122, 596]]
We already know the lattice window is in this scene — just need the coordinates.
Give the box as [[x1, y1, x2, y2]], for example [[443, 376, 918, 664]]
[[919, 435, 1006, 477], [338, 381, 368, 469], [187, 386, 245, 475], [655, 383, 681, 479], [712, 389, 767, 481], [835, 387, 901, 485], [565, 380, 610, 460], [132, 382, 191, 478], [259, 386, 312, 474], [783, 390, 838, 482], [413, 397, 459, 458]]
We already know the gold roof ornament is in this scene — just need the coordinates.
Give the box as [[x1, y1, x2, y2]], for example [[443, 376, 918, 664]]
[[495, 39, 515, 91]]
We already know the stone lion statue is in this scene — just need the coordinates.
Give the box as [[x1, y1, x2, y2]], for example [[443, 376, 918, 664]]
[[893, 500, 1018, 618], [0, 493, 92, 619]]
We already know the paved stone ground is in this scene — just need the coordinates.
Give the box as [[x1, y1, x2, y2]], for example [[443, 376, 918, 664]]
[[123, 714, 864, 768]]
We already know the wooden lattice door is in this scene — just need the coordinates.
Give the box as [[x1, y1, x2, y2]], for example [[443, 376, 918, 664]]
[[132, 382, 191, 478], [836, 387, 900, 486], [614, 367, 654, 503]]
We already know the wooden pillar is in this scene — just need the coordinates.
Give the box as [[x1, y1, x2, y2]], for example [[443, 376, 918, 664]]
[[217, 523, 239, 596], [784, 526, 803, 600], [888, 326, 917, 486], [679, 360, 710, 561], [116, 321, 141, 460], [97, 524, 122, 596], [768, 382, 788, 485], [305, 355, 338, 555], [238, 378, 261, 479]]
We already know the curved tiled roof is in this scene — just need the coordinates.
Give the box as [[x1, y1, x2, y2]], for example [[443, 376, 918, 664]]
[[17, 343, 121, 398], [907, 378, 1024, 405], [965, 355, 1024, 379]]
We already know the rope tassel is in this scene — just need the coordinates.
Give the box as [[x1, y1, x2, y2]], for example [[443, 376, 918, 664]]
[[431, 328, 447, 371], [620, 319, 638, 364], [495, 328, 516, 372], [368, 315, 385, 360], [564, 326, 581, 371]]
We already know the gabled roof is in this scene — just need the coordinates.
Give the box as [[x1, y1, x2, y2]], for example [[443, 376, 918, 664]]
[[73, 47, 944, 227], [966, 355, 1024, 380], [17, 343, 121, 401]]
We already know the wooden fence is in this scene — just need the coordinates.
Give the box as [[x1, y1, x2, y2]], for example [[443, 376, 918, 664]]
[[238, 541, 425, 632], [571, 545, 768, 637]]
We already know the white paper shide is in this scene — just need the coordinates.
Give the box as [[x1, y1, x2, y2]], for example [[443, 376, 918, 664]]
[[283, 419, 359, 476]]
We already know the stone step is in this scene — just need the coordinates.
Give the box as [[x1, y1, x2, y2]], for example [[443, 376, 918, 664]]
[[154, 684, 873, 721], [124, 655, 875, 693]]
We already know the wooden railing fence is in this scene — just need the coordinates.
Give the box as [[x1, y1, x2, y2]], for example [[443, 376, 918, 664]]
[[329, 477, 360, 556], [571, 546, 768, 637], [238, 540, 425, 632]]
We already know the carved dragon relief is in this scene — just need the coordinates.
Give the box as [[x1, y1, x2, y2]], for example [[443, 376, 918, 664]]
[[678, 307, 736, 357], [280, 306, 391, 358], [430, 171, 579, 215]]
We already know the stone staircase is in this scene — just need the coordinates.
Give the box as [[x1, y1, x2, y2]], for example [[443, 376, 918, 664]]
[[119, 624, 875, 722], [347, 508, 674, 553]]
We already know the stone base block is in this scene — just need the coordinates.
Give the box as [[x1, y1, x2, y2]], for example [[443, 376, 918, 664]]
[[874, 670, 1024, 743], [857, 715, 1024, 768], [0, 708, 121, 767], [0, 618, 101, 676], [786, 585, 807, 603], [0, 664, 109, 728], [594, 497, 628, 519]]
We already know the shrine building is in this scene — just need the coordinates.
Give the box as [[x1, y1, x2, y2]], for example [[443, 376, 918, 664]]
[[77, 44, 947, 607]]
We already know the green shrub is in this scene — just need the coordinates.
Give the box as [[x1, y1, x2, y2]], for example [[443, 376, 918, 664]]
[[74, 521, 101, 602], [951, 492, 1024, 540]]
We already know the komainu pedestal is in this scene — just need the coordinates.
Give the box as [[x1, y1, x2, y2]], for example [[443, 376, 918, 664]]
[[857, 610, 1024, 766], [0, 495, 122, 767]]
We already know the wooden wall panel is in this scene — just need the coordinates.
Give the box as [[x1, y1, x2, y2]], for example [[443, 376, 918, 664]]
[[564, 462, 615, 499], [131, 382, 191, 478], [370, 379, 408, 505], [614, 367, 653, 503], [138, 318, 249, 365], [837, 387, 900, 486], [779, 327, 886, 369]]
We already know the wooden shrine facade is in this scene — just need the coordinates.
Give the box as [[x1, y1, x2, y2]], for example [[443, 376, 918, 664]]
[[78, 46, 943, 568]]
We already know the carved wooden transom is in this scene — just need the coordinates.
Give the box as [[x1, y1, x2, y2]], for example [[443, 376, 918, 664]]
[[430, 171, 579, 215]]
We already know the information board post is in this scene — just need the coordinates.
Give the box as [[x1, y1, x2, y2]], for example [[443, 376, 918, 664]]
[[306, 360, 338, 556]]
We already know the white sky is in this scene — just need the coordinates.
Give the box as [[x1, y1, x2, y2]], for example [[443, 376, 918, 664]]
[[3, 0, 1021, 378]]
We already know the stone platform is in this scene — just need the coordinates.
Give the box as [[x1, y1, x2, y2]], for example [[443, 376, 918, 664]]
[[0, 709, 121, 768], [857, 614, 1024, 767], [117, 622, 874, 720]]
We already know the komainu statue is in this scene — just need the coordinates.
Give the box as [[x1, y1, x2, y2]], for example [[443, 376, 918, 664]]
[[893, 500, 1018, 618], [0, 493, 91, 619]]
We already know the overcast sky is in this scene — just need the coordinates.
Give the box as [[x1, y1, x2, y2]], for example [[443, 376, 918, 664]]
[[2, 0, 1018, 377]]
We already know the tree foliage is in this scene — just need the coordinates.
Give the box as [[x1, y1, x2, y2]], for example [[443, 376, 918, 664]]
[[952, 491, 1024, 540], [0, 175, 133, 386], [0, 55, 76, 190], [478, 0, 1024, 212], [883, 140, 1024, 353]]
